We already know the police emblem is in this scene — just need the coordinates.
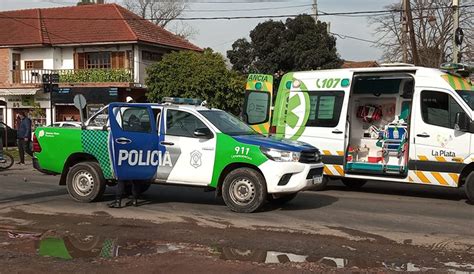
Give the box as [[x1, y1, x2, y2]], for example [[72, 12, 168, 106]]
[[190, 150, 202, 168]]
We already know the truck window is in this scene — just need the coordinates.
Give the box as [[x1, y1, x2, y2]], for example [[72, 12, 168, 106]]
[[166, 110, 208, 138], [244, 91, 270, 125], [88, 107, 109, 127], [421, 90, 465, 129], [117, 107, 152, 133], [306, 91, 344, 127]]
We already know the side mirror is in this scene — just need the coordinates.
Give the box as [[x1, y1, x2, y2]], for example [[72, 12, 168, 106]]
[[454, 112, 470, 132], [194, 128, 213, 139], [241, 113, 249, 124]]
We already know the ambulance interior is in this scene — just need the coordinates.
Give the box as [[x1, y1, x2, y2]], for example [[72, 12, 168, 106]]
[[346, 73, 414, 176]]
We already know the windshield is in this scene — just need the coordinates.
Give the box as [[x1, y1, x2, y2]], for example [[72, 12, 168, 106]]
[[456, 90, 474, 110], [199, 110, 258, 136]]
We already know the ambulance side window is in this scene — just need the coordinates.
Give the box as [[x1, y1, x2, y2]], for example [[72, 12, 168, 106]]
[[306, 91, 344, 127], [421, 90, 464, 129], [166, 110, 207, 138]]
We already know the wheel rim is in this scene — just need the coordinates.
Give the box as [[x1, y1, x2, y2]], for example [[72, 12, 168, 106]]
[[229, 177, 256, 206], [72, 170, 94, 197]]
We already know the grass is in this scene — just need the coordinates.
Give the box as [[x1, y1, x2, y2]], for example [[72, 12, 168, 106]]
[[2, 147, 33, 162]]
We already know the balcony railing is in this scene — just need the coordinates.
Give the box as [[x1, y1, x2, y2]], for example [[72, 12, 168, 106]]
[[11, 68, 133, 85]]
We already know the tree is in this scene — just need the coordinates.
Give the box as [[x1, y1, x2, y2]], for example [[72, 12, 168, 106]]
[[370, 1, 473, 67], [123, 0, 195, 39], [146, 49, 245, 114], [227, 14, 342, 77]]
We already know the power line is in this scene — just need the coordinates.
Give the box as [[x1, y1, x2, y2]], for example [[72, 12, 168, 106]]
[[330, 32, 396, 47], [184, 3, 312, 12], [1, 4, 472, 21]]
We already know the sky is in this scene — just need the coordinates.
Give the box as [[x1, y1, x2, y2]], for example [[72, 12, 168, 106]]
[[0, 0, 397, 61]]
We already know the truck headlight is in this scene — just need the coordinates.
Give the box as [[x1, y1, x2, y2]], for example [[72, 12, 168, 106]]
[[260, 147, 300, 162]]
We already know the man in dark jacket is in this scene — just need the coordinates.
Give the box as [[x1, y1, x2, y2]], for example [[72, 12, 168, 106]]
[[17, 112, 33, 164]]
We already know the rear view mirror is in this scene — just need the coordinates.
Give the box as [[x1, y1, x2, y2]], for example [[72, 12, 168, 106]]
[[194, 128, 213, 139], [454, 112, 470, 132]]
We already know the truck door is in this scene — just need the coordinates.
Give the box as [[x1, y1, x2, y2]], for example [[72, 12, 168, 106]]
[[157, 108, 216, 186], [282, 72, 353, 177], [242, 74, 273, 135], [411, 88, 471, 187], [108, 104, 159, 181]]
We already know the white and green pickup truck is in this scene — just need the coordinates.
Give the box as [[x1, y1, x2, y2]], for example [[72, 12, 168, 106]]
[[33, 99, 323, 212]]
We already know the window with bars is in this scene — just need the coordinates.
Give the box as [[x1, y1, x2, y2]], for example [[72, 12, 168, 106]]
[[86, 52, 111, 69]]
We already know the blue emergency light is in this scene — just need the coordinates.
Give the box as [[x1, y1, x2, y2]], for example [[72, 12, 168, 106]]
[[162, 97, 203, 105]]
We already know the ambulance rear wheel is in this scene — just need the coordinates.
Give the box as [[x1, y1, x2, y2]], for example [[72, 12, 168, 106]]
[[222, 168, 266, 213], [66, 161, 106, 202], [341, 178, 367, 189], [465, 172, 474, 203]]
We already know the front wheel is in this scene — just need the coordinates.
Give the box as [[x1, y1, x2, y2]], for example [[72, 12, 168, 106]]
[[222, 168, 267, 213], [341, 178, 367, 189], [465, 172, 474, 203], [66, 161, 106, 202]]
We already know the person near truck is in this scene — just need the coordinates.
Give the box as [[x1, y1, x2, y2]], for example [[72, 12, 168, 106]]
[[108, 181, 140, 208], [17, 112, 33, 165]]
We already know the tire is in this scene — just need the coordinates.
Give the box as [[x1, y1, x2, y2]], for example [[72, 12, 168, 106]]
[[0, 152, 14, 170], [66, 161, 106, 202], [465, 172, 474, 203], [341, 178, 367, 189], [222, 168, 267, 213], [267, 193, 298, 205]]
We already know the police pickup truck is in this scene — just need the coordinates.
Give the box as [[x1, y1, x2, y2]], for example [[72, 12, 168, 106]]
[[33, 98, 323, 212]]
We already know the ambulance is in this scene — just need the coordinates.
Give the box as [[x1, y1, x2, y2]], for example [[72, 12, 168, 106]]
[[33, 98, 323, 213], [242, 63, 474, 202]]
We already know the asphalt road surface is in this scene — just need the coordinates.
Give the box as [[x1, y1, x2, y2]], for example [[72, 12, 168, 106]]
[[1, 165, 474, 272]]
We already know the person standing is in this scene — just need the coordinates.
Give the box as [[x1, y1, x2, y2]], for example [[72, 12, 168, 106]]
[[17, 112, 33, 165], [108, 180, 140, 208]]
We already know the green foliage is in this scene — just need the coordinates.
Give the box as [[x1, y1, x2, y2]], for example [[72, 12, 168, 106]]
[[145, 49, 245, 114], [227, 14, 343, 76], [59, 69, 132, 83]]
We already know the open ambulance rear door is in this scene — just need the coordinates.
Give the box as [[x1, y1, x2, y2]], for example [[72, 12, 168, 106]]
[[242, 74, 273, 135]]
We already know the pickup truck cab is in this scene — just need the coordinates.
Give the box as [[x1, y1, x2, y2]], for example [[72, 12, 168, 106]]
[[33, 99, 323, 212]]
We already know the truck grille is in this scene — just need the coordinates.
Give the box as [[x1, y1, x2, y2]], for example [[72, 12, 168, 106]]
[[299, 149, 321, 163]]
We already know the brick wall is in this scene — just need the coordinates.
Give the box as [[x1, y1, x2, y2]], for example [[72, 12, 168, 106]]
[[0, 48, 10, 87]]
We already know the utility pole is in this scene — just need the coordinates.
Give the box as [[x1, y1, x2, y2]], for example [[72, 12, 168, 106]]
[[405, 0, 420, 65], [453, 0, 460, 63], [401, 0, 408, 63], [312, 0, 318, 22]]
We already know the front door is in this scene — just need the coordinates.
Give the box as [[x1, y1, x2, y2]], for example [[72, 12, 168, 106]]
[[157, 108, 216, 186], [411, 88, 471, 187], [109, 104, 159, 181]]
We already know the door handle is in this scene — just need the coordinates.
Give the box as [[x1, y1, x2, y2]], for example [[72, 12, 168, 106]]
[[115, 137, 131, 144], [416, 133, 430, 138], [332, 130, 343, 134], [203, 147, 214, 151], [160, 141, 174, 146]]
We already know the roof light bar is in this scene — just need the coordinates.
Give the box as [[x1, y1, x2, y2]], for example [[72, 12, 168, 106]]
[[163, 97, 203, 105]]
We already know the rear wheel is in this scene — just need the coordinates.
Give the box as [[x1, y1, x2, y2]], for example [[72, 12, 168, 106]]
[[66, 161, 106, 202], [267, 193, 298, 205], [341, 178, 367, 189], [0, 152, 14, 170], [222, 168, 266, 213], [465, 172, 474, 203]]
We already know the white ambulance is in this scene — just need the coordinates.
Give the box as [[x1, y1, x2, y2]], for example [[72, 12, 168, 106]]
[[243, 64, 474, 202]]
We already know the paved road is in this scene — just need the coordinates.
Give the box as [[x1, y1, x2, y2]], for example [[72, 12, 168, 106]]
[[1, 164, 474, 252]]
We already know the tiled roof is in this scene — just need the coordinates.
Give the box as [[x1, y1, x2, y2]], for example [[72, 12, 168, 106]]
[[342, 61, 380, 68], [0, 4, 201, 51]]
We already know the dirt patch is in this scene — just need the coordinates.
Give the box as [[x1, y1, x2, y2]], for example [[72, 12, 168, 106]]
[[0, 209, 473, 273]]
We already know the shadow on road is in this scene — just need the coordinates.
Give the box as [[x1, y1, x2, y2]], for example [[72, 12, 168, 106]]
[[325, 180, 467, 202], [0, 189, 67, 205], [262, 193, 339, 212]]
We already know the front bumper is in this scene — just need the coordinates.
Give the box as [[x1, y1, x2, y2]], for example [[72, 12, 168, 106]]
[[259, 161, 324, 194]]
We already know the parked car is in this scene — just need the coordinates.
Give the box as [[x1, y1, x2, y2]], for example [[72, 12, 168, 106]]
[[50, 122, 81, 128], [0, 122, 17, 147]]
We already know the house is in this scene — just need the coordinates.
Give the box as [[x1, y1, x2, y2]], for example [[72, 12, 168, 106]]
[[0, 3, 201, 128]]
